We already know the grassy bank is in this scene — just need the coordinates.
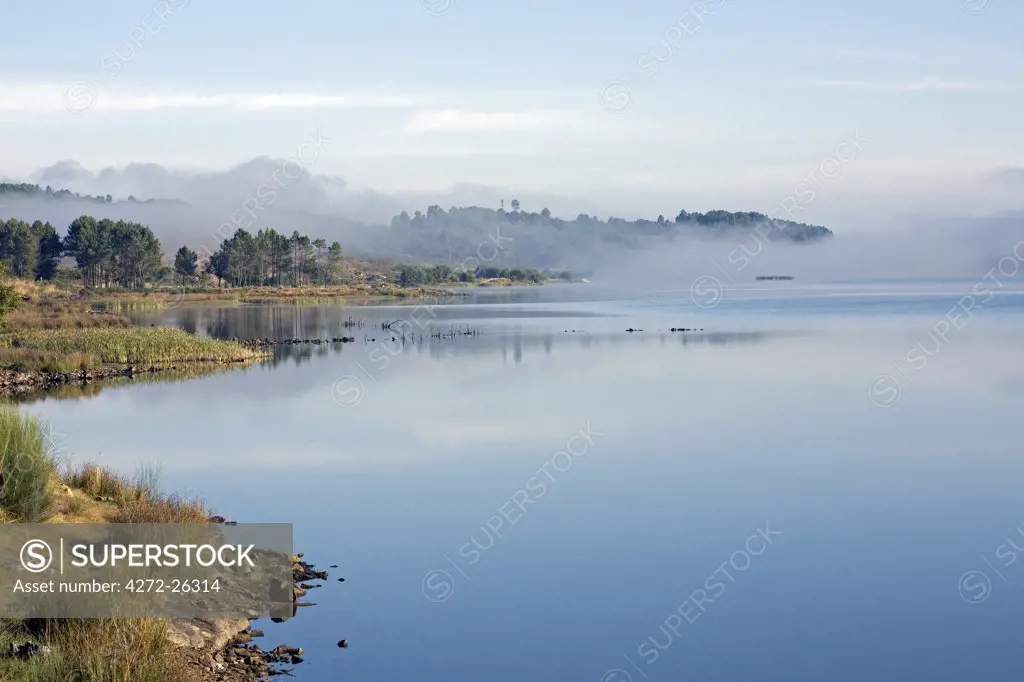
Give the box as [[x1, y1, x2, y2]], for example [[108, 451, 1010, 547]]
[[0, 408, 207, 680], [0, 280, 267, 378], [89, 281, 458, 306], [4, 328, 265, 365]]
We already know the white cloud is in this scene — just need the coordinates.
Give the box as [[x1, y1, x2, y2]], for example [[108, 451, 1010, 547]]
[[0, 82, 419, 114], [402, 108, 581, 133], [789, 77, 1023, 93]]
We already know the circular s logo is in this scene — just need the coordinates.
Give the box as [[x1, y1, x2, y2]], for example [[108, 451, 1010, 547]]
[[63, 81, 96, 114], [600, 669, 634, 682], [960, 0, 991, 15], [689, 275, 724, 309], [20, 539, 53, 573], [331, 375, 365, 408], [599, 80, 634, 114], [958, 570, 991, 604], [868, 374, 902, 408], [421, 569, 454, 603]]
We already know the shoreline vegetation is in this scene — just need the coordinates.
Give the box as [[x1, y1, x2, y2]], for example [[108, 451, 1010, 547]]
[[0, 221, 571, 396], [0, 408, 326, 680], [0, 183, 832, 278], [0, 207, 575, 393], [0, 213, 570, 296], [0, 279, 271, 397]]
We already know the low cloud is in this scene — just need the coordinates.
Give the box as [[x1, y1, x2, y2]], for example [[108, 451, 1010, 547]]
[[789, 77, 1023, 93], [403, 108, 581, 133], [0, 82, 419, 114]]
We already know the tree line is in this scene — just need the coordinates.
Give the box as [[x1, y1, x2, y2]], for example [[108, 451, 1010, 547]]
[[201, 228, 344, 287], [0, 216, 348, 289], [64, 216, 163, 287], [382, 203, 834, 270], [397, 263, 549, 286], [0, 219, 63, 280]]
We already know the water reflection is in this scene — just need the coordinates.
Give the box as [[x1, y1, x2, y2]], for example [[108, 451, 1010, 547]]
[[7, 363, 254, 405], [19, 284, 1024, 682]]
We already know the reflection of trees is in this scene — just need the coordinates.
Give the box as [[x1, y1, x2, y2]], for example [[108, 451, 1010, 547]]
[[139, 305, 777, 369], [262, 329, 776, 367]]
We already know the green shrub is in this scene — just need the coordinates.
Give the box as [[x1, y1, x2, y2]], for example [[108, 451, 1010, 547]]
[[0, 408, 54, 522]]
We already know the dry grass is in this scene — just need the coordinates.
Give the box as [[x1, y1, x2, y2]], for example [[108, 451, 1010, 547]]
[[5, 327, 266, 364], [5, 299, 130, 331], [0, 411, 211, 681], [7, 279, 76, 301], [58, 463, 209, 524], [0, 618, 190, 681], [5, 274, 455, 324], [0, 347, 103, 373], [0, 409, 54, 522], [113, 494, 210, 524]]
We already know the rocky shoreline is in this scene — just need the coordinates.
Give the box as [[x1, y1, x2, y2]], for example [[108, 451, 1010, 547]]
[[173, 555, 336, 680], [238, 336, 356, 348], [0, 365, 173, 397]]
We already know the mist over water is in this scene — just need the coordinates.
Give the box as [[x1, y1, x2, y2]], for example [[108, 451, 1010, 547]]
[[4, 158, 1022, 285], [581, 214, 1024, 293]]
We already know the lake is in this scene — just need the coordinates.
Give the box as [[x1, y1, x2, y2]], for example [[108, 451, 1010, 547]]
[[22, 280, 1024, 682]]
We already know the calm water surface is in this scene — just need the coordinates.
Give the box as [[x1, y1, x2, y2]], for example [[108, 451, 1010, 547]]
[[22, 281, 1024, 681]]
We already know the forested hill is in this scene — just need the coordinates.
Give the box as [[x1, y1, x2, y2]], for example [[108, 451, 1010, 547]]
[[379, 205, 833, 270], [0, 182, 179, 206], [1, 182, 834, 272]]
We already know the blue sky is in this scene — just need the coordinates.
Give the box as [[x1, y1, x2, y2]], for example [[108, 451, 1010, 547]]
[[1, 0, 1022, 224]]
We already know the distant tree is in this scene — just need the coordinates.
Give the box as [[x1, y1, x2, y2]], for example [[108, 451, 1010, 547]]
[[33, 221, 62, 280], [0, 220, 38, 278], [0, 264, 20, 327], [398, 265, 424, 287], [174, 246, 198, 285], [104, 219, 162, 287], [64, 214, 163, 284], [204, 249, 230, 287], [312, 238, 327, 284], [541, 208, 551, 219], [327, 242, 343, 284], [63, 216, 105, 286], [510, 199, 521, 212], [430, 264, 454, 282]]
